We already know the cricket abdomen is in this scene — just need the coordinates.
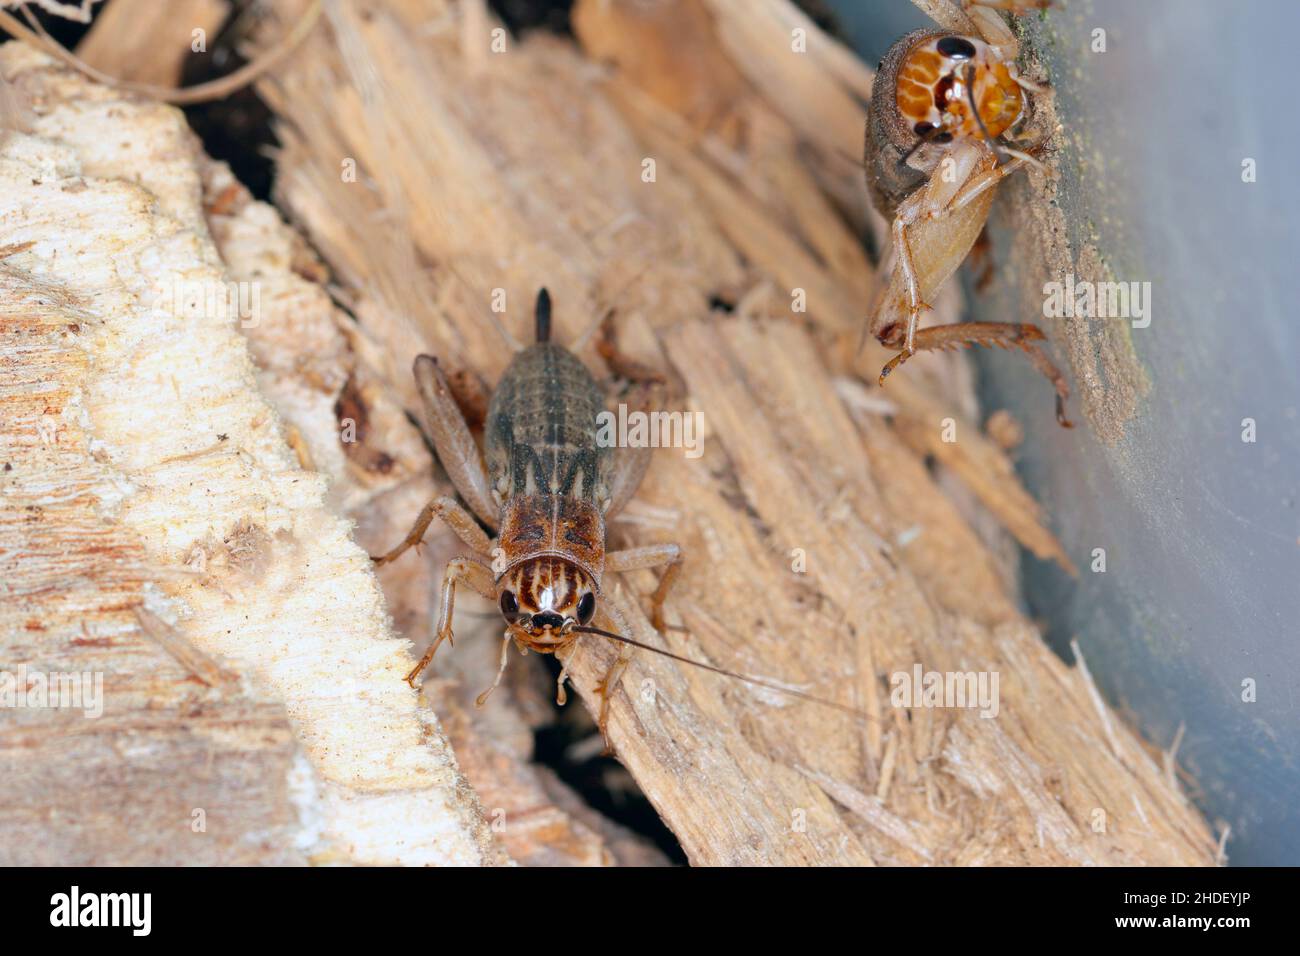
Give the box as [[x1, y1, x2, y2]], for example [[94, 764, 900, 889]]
[[485, 342, 609, 507]]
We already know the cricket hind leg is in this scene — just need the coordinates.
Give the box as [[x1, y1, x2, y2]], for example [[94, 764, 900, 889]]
[[604, 542, 683, 633], [885, 321, 1073, 427], [412, 354, 499, 526]]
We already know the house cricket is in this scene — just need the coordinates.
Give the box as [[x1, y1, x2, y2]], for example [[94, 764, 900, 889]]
[[864, 0, 1073, 427], [373, 290, 870, 747]]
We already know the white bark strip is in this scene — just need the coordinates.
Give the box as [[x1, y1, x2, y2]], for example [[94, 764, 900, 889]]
[[0, 42, 504, 866]]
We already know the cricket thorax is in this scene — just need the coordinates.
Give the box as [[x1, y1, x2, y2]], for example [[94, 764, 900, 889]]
[[895, 35, 1023, 142], [495, 495, 603, 651], [496, 493, 605, 583]]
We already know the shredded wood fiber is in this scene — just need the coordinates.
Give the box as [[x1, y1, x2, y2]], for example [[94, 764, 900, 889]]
[[0, 0, 1217, 865]]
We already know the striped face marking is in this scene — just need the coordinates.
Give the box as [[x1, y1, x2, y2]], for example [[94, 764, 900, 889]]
[[498, 556, 597, 649], [895, 34, 1024, 142]]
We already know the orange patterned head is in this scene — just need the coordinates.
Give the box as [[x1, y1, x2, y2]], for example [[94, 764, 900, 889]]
[[895, 34, 1024, 143], [497, 556, 597, 650]]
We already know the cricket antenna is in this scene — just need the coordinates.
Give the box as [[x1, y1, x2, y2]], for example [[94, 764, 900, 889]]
[[572, 625, 878, 725], [965, 64, 1008, 166], [535, 288, 552, 344]]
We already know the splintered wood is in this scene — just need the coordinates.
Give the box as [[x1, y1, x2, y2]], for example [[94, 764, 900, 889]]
[[0, 40, 504, 866], [245, 0, 1216, 864], [0, 0, 1218, 866]]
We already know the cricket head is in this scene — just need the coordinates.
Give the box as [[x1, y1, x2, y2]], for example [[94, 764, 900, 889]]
[[497, 556, 597, 649]]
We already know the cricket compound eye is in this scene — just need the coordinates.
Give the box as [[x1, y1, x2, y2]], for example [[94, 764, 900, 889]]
[[577, 591, 596, 625], [936, 35, 976, 60], [499, 590, 519, 619]]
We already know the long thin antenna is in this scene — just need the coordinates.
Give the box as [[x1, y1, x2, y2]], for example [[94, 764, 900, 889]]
[[964, 64, 1008, 165], [572, 625, 878, 725], [443, 262, 523, 352], [569, 264, 653, 354]]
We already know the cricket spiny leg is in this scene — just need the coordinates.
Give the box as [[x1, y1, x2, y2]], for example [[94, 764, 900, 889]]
[[371, 495, 492, 567], [593, 652, 631, 755], [893, 207, 929, 354], [902, 322, 1072, 427], [878, 188, 941, 384], [604, 542, 683, 633], [590, 594, 640, 754], [405, 556, 496, 686], [1007, 63, 1047, 95], [936, 156, 1030, 220]]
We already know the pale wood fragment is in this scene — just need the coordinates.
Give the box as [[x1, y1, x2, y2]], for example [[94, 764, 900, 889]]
[[0, 41, 505, 866], [75, 0, 230, 87]]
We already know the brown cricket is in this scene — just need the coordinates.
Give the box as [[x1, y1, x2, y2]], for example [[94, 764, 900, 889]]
[[374, 290, 868, 746], [864, 0, 1073, 426]]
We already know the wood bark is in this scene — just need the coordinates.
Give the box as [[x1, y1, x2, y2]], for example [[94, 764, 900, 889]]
[[249, 0, 1217, 864], [0, 0, 1221, 866], [0, 40, 506, 865]]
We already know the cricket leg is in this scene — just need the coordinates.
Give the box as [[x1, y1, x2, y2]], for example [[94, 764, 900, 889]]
[[877, 195, 946, 384], [903, 322, 1072, 427], [413, 354, 498, 525], [590, 594, 640, 754], [879, 141, 1048, 384], [604, 542, 683, 633], [554, 638, 576, 706], [963, 1, 1047, 60], [1007, 63, 1047, 95], [371, 495, 492, 567], [937, 129, 1058, 218], [475, 634, 513, 707], [595, 310, 666, 385], [405, 556, 497, 686], [891, 193, 930, 361], [877, 140, 991, 384]]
